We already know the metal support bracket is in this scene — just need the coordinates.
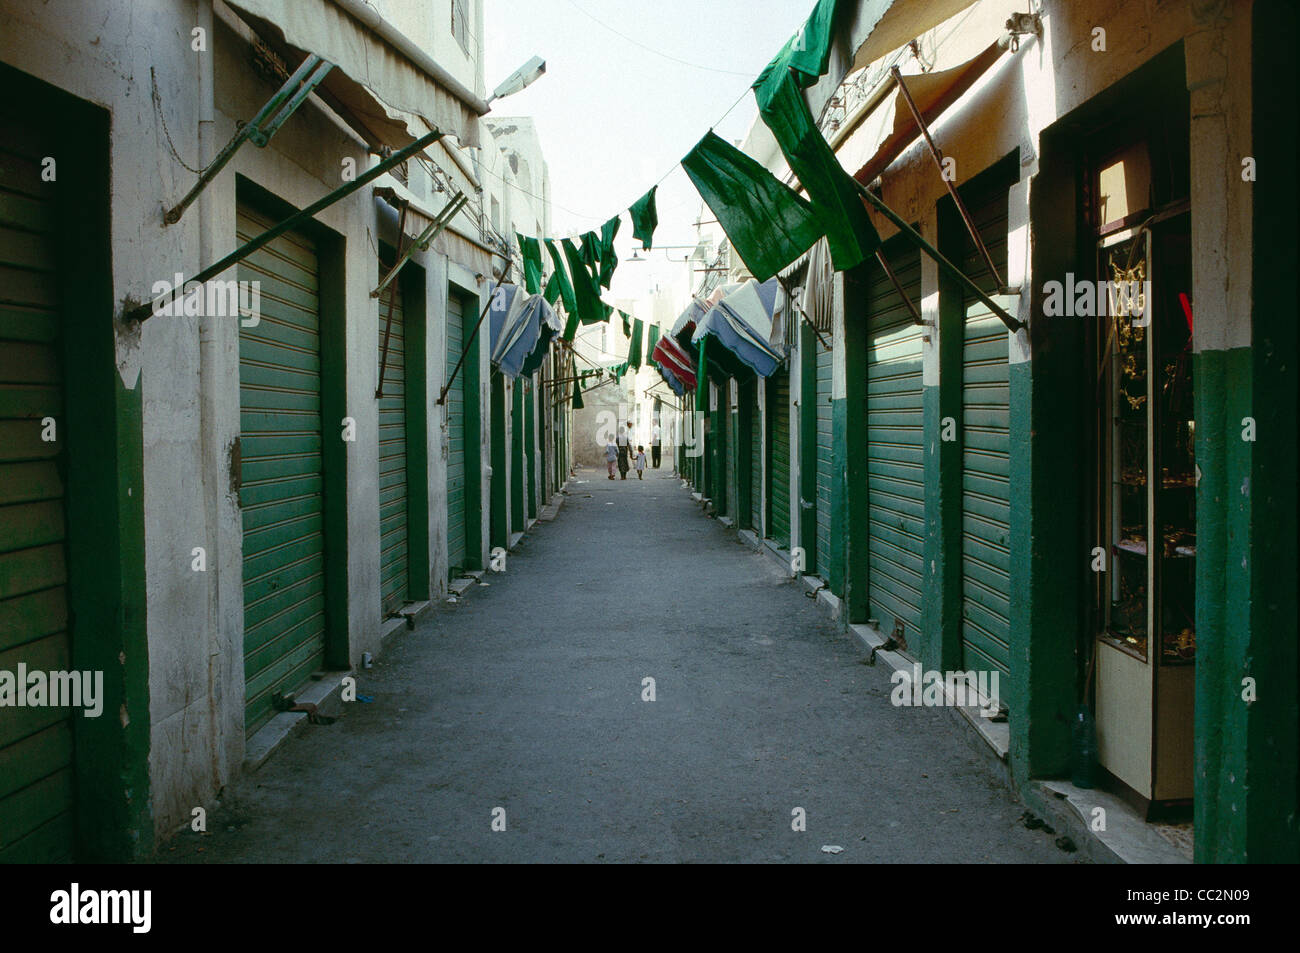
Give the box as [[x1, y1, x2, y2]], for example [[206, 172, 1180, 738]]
[[371, 191, 468, 300], [439, 259, 513, 406], [890, 65, 1004, 292], [129, 128, 443, 323], [855, 179, 1025, 334], [164, 54, 334, 225]]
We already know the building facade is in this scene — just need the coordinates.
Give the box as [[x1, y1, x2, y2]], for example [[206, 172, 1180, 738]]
[[681, 0, 1296, 863], [0, 0, 561, 860]]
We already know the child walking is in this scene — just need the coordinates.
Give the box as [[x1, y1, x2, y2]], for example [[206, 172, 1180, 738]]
[[604, 441, 618, 480], [634, 445, 647, 480]]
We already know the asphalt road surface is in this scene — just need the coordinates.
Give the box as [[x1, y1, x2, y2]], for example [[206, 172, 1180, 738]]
[[161, 466, 1079, 864]]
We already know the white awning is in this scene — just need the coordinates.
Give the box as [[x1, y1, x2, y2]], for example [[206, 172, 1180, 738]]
[[226, 0, 483, 148], [807, 0, 981, 120]]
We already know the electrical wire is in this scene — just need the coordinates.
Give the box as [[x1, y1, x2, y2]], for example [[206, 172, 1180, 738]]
[[563, 0, 756, 77]]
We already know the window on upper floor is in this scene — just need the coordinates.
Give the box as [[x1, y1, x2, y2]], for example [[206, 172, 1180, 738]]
[[451, 0, 470, 54]]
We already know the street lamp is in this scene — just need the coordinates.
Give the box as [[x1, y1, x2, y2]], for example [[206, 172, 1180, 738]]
[[488, 56, 547, 104]]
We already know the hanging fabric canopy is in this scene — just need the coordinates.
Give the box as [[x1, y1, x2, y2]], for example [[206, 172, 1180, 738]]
[[571, 376, 585, 409], [651, 334, 697, 396], [683, 131, 823, 283], [491, 292, 563, 379], [487, 283, 526, 354], [691, 278, 785, 378]]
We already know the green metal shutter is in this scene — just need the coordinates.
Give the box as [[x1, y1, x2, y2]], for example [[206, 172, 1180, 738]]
[[377, 265, 410, 615], [0, 119, 75, 862], [237, 203, 326, 738], [866, 244, 925, 640], [511, 382, 524, 528], [750, 381, 763, 531], [525, 378, 537, 519], [960, 195, 1012, 686], [722, 384, 734, 513], [445, 291, 468, 573], [814, 340, 834, 580], [768, 369, 791, 547]]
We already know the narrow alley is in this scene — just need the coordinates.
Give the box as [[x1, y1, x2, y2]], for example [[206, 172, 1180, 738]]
[[163, 467, 1073, 864]]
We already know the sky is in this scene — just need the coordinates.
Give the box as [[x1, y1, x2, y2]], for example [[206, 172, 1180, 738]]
[[484, 0, 812, 313]]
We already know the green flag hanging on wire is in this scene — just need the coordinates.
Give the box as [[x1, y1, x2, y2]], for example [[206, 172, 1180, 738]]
[[598, 215, 620, 289], [753, 0, 842, 95], [628, 318, 644, 369], [756, 69, 879, 272], [618, 310, 632, 338], [562, 238, 610, 326], [646, 324, 660, 360], [518, 234, 544, 294], [682, 130, 823, 282], [753, 0, 878, 272], [543, 238, 577, 316], [580, 231, 601, 266], [629, 186, 658, 250], [571, 376, 584, 409]]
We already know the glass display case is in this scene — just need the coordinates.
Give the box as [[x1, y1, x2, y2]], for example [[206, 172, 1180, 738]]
[[1093, 211, 1195, 813]]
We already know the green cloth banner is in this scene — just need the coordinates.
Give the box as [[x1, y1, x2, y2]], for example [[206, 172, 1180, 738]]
[[543, 238, 578, 317], [518, 234, 544, 294], [543, 271, 561, 306], [756, 69, 879, 272], [571, 377, 584, 409], [682, 130, 823, 282], [619, 310, 632, 338], [598, 215, 621, 289], [628, 318, 644, 369], [580, 230, 602, 266], [646, 324, 660, 359], [629, 186, 658, 250], [563, 238, 610, 326], [754, 0, 878, 272], [753, 0, 842, 98]]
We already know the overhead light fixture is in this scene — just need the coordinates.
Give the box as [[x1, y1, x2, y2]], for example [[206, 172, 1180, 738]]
[[628, 249, 646, 262], [488, 56, 547, 103]]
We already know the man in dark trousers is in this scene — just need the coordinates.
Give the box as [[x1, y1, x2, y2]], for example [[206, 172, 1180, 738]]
[[651, 416, 662, 468], [616, 421, 633, 480]]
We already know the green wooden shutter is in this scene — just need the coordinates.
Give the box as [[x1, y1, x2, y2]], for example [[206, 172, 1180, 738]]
[[0, 117, 75, 862], [865, 243, 925, 640], [445, 291, 468, 573], [768, 369, 791, 547], [814, 340, 834, 580], [960, 195, 1012, 690], [237, 203, 326, 738], [377, 263, 410, 615]]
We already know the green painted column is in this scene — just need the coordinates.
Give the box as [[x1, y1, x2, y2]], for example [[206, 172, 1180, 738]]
[[924, 228, 965, 673], [1195, 1, 1298, 862], [840, 264, 872, 623]]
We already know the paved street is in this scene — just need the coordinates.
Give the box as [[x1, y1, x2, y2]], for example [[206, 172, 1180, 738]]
[[163, 466, 1078, 864]]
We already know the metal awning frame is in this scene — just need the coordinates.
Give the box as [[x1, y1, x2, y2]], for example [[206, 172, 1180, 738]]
[[855, 178, 1023, 333], [164, 53, 335, 226], [127, 128, 443, 323]]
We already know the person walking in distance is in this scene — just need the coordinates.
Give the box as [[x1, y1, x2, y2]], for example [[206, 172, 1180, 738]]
[[651, 417, 662, 469], [604, 440, 617, 480], [634, 446, 647, 480], [616, 421, 633, 480]]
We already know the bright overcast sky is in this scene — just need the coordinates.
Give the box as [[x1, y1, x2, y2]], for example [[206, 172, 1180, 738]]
[[484, 0, 811, 310]]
